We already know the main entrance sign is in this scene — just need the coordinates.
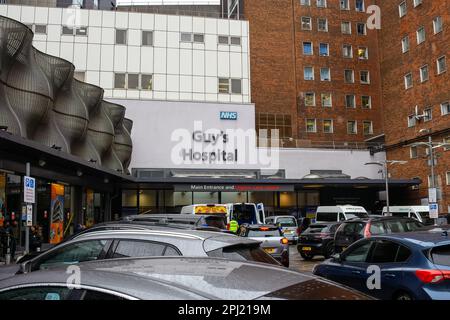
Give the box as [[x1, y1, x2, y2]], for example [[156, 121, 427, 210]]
[[175, 184, 295, 192]]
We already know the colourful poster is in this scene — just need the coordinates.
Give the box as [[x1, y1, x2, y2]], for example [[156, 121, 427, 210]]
[[85, 189, 94, 228], [50, 183, 65, 244], [0, 173, 5, 227]]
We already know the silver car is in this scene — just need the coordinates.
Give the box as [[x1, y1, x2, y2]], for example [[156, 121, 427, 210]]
[[0, 226, 280, 280], [266, 215, 299, 243], [0, 257, 373, 300]]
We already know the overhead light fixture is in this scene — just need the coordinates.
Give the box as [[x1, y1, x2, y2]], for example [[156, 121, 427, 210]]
[[38, 159, 46, 167]]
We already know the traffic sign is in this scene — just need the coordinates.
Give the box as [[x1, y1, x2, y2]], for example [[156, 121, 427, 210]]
[[24, 176, 36, 204], [429, 203, 439, 219], [26, 205, 33, 227], [428, 188, 437, 203]]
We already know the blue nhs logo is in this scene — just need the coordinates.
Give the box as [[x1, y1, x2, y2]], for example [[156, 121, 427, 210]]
[[220, 112, 238, 120]]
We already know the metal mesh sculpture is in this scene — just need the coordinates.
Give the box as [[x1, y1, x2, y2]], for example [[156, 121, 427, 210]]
[[0, 15, 133, 173]]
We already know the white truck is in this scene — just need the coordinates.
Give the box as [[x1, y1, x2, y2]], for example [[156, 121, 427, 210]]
[[314, 205, 369, 223], [382, 206, 434, 225]]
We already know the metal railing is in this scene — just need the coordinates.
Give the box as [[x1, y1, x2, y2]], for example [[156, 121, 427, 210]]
[[258, 138, 384, 151], [1, 1, 245, 20]]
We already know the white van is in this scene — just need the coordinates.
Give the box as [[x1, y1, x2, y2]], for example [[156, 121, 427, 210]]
[[382, 206, 433, 225], [180, 203, 265, 225], [315, 205, 369, 223]]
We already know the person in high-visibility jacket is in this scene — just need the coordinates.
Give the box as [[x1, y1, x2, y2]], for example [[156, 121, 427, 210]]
[[228, 220, 239, 234]]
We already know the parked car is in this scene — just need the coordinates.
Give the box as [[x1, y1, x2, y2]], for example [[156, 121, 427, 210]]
[[237, 224, 290, 267], [0, 257, 372, 300], [334, 216, 424, 253], [382, 206, 434, 225], [297, 222, 341, 260], [265, 215, 299, 243], [0, 227, 280, 280], [315, 205, 369, 223], [313, 229, 450, 300]]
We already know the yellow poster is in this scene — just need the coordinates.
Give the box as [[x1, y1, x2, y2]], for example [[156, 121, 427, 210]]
[[50, 183, 65, 244]]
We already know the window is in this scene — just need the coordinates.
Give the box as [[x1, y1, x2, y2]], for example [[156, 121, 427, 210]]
[[399, 1, 407, 17], [218, 78, 230, 93], [112, 240, 180, 259], [302, 17, 312, 30], [357, 23, 367, 35], [344, 69, 354, 83], [141, 74, 153, 91], [428, 175, 442, 188], [127, 74, 139, 89], [420, 65, 429, 82], [304, 67, 314, 80], [317, 0, 327, 8], [218, 78, 241, 94], [305, 92, 316, 106], [360, 71, 370, 84], [218, 35, 229, 44], [306, 119, 317, 133], [340, 0, 350, 10], [193, 33, 205, 43], [76, 27, 87, 36], [303, 42, 313, 55], [0, 287, 72, 301], [347, 121, 357, 134], [362, 96, 371, 108], [355, 0, 365, 12], [430, 245, 450, 267], [116, 29, 127, 45], [402, 36, 410, 53], [444, 137, 450, 151], [319, 43, 329, 56], [320, 68, 331, 81], [404, 73, 413, 89], [410, 146, 418, 158], [363, 121, 373, 135], [447, 172, 450, 186], [62, 26, 86, 36], [256, 113, 292, 138], [369, 241, 404, 264], [301, 0, 311, 5], [180, 32, 192, 42], [413, 0, 422, 7], [437, 56, 447, 74], [323, 119, 333, 133], [34, 240, 108, 271], [114, 73, 126, 89], [321, 93, 332, 107], [424, 108, 432, 122], [441, 102, 450, 115], [344, 241, 372, 262], [433, 16, 443, 34], [416, 26, 425, 44], [34, 25, 47, 34], [408, 114, 416, 127], [231, 79, 242, 94], [62, 26, 74, 35], [345, 95, 356, 108], [343, 44, 353, 58], [230, 37, 241, 45], [358, 47, 368, 59], [142, 31, 153, 46], [318, 18, 328, 32], [341, 22, 352, 34]]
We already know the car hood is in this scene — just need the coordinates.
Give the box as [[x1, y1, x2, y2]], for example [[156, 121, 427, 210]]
[[0, 264, 21, 280]]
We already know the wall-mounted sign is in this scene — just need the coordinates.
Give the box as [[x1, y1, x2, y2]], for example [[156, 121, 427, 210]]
[[24, 176, 36, 204], [429, 203, 439, 219], [220, 111, 238, 120], [175, 184, 295, 193]]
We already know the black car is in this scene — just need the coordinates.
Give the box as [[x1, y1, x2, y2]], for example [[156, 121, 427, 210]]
[[334, 216, 424, 253], [297, 222, 341, 260]]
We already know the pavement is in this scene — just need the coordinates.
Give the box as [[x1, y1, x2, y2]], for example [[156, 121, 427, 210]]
[[288, 245, 325, 274]]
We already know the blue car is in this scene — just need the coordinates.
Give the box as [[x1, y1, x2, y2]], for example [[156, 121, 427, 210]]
[[313, 228, 450, 300]]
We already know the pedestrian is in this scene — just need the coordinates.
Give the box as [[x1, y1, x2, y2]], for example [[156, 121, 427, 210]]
[[3, 221, 16, 261], [29, 225, 42, 253]]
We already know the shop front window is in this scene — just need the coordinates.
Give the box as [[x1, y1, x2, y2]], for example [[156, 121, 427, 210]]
[[193, 192, 219, 205], [139, 190, 157, 214], [221, 192, 247, 204]]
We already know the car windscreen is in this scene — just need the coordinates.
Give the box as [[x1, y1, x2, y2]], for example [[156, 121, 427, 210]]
[[198, 216, 227, 229], [247, 229, 281, 237], [316, 212, 337, 222], [430, 245, 450, 267], [276, 217, 297, 227], [233, 205, 257, 224], [207, 245, 281, 266]]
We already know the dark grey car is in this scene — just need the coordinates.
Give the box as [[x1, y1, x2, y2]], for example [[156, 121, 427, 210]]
[[0, 257, 373, 300], [0, 227, 279, 280]]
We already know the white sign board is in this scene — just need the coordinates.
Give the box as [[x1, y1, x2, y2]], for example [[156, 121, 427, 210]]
[[26, 205, 33, 227], [429, 203, 439, 219], [24, 176, 36, 204], [429, 188, 437, 203]]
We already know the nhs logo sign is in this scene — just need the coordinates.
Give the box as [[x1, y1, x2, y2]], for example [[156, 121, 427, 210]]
[[220, 111, 238, 120]]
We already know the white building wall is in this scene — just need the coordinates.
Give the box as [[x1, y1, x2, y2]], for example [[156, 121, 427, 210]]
[[0, 4, 251, 104]]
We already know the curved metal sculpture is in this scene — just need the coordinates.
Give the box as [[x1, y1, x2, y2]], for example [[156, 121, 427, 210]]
[[0, 15, 133, 174]]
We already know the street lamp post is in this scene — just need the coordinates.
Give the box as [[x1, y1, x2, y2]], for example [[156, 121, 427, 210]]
[[365, 160, 407, 215]]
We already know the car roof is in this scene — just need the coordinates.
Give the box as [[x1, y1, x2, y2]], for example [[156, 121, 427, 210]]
[[242, 224, 279, 229], [371, 229, 450, 248], [0, 257, 368, 300], [341, 216, 418, 223]]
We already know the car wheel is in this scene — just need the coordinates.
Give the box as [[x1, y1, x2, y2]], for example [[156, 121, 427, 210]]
[[395, 292, 413, 301], [300, 252, 314, 261], [324, 242, 335, 259]]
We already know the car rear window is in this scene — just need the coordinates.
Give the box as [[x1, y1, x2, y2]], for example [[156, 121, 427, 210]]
[[430, 245, 450, 267], [304, 225, 329, 234], [247, 229, 281, 237], [345, 212, 369, 219], [276, 217, 297, 227], [206, 245, 280, 266], [370, 222, 386, 235], [199, 216, 227, 229], [316, 212, 337, 222]]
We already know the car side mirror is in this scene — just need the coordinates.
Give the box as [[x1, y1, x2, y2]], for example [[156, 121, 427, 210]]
[[332, 253, 342, 263], [18, 261, 31, 274]]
